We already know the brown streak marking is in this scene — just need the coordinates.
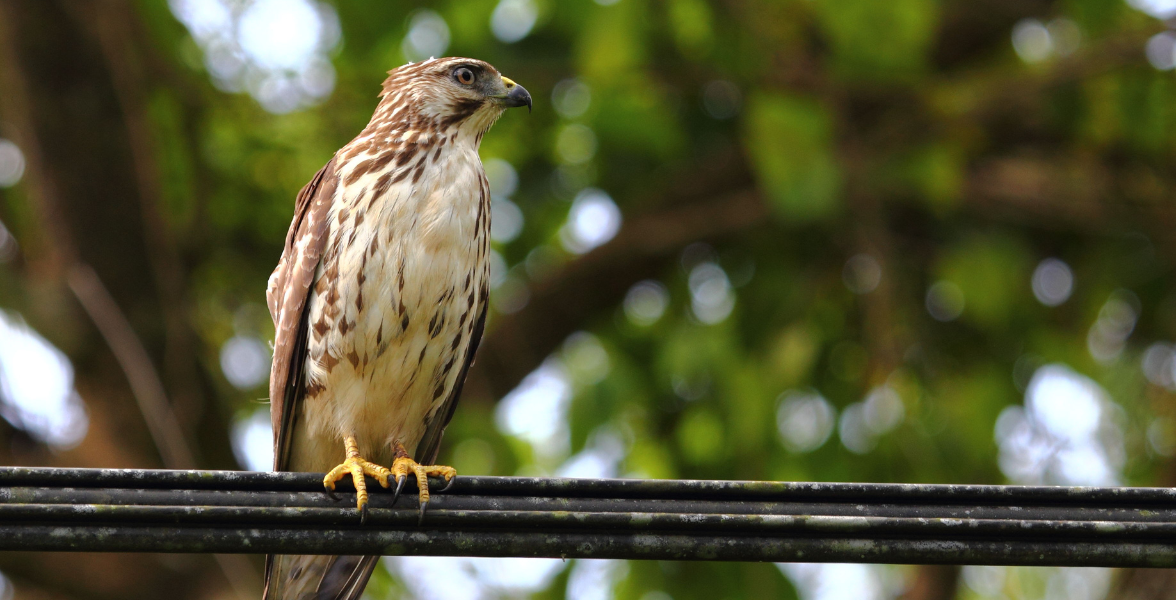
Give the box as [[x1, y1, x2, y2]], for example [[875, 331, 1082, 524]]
[[305, 380, 325, 398], [371, 171, 393, 207], [346, 159, 374, 185], [372, 150, 396, 172], [322, 264, 339, 302], [396, 148, 415, 167], [476, 189, 485, 226], [439, 98, 483, 128], [322, 353, 340, 370], [312, 318, 330, 339], [323, 304, 339, 320]]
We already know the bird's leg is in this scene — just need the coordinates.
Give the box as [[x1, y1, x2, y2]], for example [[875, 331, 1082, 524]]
[[389, 442, 457, 525], [323, 434, 392, 522]]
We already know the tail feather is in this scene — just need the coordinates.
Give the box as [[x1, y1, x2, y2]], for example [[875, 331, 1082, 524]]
[[263, 554, 379, 600]]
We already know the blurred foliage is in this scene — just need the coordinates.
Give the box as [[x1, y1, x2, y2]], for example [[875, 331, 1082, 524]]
[[3, 0, 1176, 598]]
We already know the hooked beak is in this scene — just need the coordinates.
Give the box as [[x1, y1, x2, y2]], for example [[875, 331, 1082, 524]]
[[495, 77, 532, 113]]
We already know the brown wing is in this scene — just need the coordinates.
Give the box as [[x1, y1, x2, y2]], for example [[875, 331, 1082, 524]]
[[414, 301, 488, 465], [266, 156, 338, 472], [264, 157, 356, 600]]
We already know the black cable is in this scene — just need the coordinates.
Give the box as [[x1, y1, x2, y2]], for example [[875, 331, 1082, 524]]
[[2, 467, 1174, 566]]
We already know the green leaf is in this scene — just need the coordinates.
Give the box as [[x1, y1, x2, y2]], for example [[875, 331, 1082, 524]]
[[667, 0, 714, 59], [743, 93, 842, 221], [938, 235, 1031, 328], [895, 143, 965, 213], [594, 82, 686, 160], [812, 0, 937, 81], [677, 407, 725, 465], [576, 0, 648, 83]]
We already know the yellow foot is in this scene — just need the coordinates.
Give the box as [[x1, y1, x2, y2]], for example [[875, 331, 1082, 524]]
[[323, 435, 391, 523], [390, 442, 457, 525]]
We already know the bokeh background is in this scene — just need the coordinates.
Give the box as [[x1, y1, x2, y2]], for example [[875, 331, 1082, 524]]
[[1, 0, 1176, 598]]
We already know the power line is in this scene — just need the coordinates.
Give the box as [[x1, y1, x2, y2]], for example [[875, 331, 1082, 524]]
[[3, 467, 1175, 566]]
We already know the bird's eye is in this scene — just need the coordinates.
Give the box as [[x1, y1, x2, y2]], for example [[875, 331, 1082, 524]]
[[454, 67, 476, 86]]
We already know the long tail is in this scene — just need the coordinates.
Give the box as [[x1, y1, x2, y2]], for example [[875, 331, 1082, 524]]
[[263, 554, 379, 600]]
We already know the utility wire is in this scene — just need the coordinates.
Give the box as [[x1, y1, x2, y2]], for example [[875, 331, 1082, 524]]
[[3, 467, 1176, 567]]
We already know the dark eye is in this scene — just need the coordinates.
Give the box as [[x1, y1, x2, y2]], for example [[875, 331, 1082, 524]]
[[454, 67, 476, 85]]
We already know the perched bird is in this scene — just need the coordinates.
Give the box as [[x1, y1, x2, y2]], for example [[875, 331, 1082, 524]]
[[263, 57, 531, 600]]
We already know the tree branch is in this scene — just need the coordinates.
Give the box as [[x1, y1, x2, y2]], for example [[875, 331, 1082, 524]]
[[66, 264, 195, 470]]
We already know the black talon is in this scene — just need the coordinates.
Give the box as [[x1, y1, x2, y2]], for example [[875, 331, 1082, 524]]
[[324, 487, 340, 501], [392, 475, 407, 504], [439, 476, 456, 493], [360, 503, 369, 524], [417, 500, 428, 526]]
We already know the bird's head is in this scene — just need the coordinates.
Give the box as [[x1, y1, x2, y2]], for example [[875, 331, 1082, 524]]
[[377, 57, 531, 143]]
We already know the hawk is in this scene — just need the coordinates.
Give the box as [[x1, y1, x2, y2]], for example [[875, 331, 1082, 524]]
[[263, 57, 531, 600]]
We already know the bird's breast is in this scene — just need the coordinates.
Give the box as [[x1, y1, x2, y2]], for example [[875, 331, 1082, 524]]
[[295, 145, 490, 467]]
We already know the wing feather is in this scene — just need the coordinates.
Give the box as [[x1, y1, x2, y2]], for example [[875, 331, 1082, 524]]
[[266, 156, 338, 472], [263, 157, 339, 600], [414, 301, 488, 465]]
